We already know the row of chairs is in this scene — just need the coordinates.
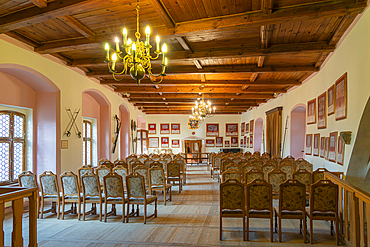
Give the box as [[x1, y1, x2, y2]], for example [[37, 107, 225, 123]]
[[220, 178, 339, 245]]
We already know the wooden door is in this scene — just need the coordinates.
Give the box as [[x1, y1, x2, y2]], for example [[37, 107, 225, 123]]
[[184, 140, 202, 164]]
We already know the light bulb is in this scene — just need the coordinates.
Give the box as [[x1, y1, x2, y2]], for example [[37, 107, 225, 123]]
[[145, 26, 151, 35], [132, 43, 136, 50], [156, 35, 160, 43], [123, 28, 127, 35], [164, 57, 168, 65], [115, 37, 119, 43], [104, 43, 109, 50], [127, 38, 132, 45], [162, 43, 167, 53], [112, 53, 117, 61]]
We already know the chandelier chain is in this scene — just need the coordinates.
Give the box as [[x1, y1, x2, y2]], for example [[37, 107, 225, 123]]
[[135, 0, 140, 39]]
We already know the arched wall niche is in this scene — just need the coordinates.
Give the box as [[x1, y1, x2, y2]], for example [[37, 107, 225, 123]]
[[0, 64, 61, 175], [181, 136, 206, 154], [254, 118, 263, 152], [119, 104, 130, 159], [82, 89, 111, 161], [137, 115, 146, 129], [290, 104, 306, 159]]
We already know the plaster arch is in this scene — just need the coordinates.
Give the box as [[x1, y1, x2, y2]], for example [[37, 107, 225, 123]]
[[119, 103, 130, 159], [290, 104, 306, 159], [137, 115, 146, 129], [254, 118, 263, 152], [181, 136, 206, 154]]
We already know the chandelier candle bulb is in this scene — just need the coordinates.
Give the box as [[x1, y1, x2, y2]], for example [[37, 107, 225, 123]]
[[123, 28, 127, 45], [145, 26, 150, 44], [156, 36, 160, 52], [162, 44, 167, 64], [115, 37, 120, 52], [105, 43, 110, 61], [111, 53, 117, 71]]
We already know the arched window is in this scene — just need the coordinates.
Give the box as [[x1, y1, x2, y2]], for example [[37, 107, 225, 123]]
[[0, 111, 26, 183], [83, 120, 92, 166]]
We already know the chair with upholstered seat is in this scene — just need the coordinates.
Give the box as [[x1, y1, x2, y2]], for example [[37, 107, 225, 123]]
[[133, 165, 149, 188], [274, 179, 306, 242], [250, 159, 263, 170], [137, 154, 148, 164], [312, 167, 329, 184], [39, 171, 61, 219], [130, 161, 143, 173], [279, 161, 294, 179], [293, 169, 312, 195], [18, 171, 40, 218], [81, 173, 104, 221], [99, 159, 114, 170], [113, 165, 128, 187], [173, 157, 186, 184], [262, 162, 276, 181], [211, 154, 222, 179], [60, 171, 82, 220], [245, 179, 273, 242], [96, 164, 111, 185], [305, 180, 339, 245], [219, 179, 245, 240], [114, 158, 128, 169], [149, 166, 171, 205], [295, 158, 313, 172], [222, 168, 241, 182], [268, 169, 287, 197], [156, 159, 167, 171], [166, 161, 182, 193], [244, 168, 264, 184], [77, 165, 94, 185], [144, 159, 154, 168], [103, 173, 127, 222], [126, 172, 157, 224], [225, 163, 240, 172]]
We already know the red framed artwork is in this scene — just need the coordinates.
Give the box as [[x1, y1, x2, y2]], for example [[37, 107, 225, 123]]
[[231, 137, 238, 147], [216, 137, 223, 147], [240, 138, 243, 147], [244, 136, 246, 148], [226, 123, 238, 136], [148, 137, 159, 148], [328, 132, 338, 162], [241, 122, 245, 136], [161, 137, 169, 148], [250, 120, 254, 134], [206, 124, 219, 137], [245, 123, 249, 134], [327, 84, 335, 115], [160, 123, 170, 134], [171, 139, 180, 148], [320, 137, 325, 158], [307, 99, 316, 124], [206, 139, 215, 147], [249, 136, 253, 148], [335, 73, 347, 121], [317, 92, 327, 129], [337, 136, 345, 165], [305, 134, 312, 155], [313, 134, 320, 156], [148, 123, 156, 134], [325, 137, 329, 160], [247, 137, 250, 148], [171, 123, 180, 134], [225, 140, 230, 147]]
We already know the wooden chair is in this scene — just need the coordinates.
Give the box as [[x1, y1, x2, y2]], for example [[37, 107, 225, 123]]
[[312, 168, 329, 184], [99, 159, 114, 170], [150, 161, 164, 169], [261, 152, 270, 159], [274, 179, 306, 242], [219, 179, 245, 240], [98, 158, 109, 166], [156, 159, 167, 171], [39, 171, 61, 219], [211, 154, 222, 179], [81, 173, 104, 221], [166, 161, 182, 193], [252, 151, 261, 157], [60, 171, 82, 220], [293, 169, 312, 195], [96, 164, 111, 185], [305, 180, 339, 245], [152, 154, 160, 161], [113, 165, 128, 187], [225, 163, 240, 172], [244, 168, 264, 184], [245, 179, 273, 242], [279, 161, 294, 179], [133, 165, 149, 188], [250, 159, 263, 170], [244, 151, 252, 158], [19, 171, 40, 218], [126, 172, 157, 224], [114, 158, 128, 169], [268, 169, 287, 197], [130, 161, 144, 173], [77, 165, 94, 185], [282, 156, 295, 171], [262, 163, 276, 181], [149, 166, 171, 205], [103, 173, 127, 222], [144, 159, 154, 168], [222, 168, 241, 182], [295, 158, 313, 172], [137, 154, 148, 164], [173, 157, 186, 184], [125, 154, 137, 164]]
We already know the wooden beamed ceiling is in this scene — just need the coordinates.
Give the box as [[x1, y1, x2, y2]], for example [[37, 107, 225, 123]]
[[1, 0, 367, 114]]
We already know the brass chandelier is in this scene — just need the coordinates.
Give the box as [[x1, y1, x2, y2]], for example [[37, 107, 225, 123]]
[[104, 0, 168, 84], [190, 94, 216, 122]]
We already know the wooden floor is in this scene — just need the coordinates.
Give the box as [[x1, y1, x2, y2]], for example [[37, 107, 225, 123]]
[[4, 166, 344, 246]]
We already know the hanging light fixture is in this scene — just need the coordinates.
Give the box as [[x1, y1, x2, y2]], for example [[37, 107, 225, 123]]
[[191, 94, 216, 121], [104, 0, 168, 84]]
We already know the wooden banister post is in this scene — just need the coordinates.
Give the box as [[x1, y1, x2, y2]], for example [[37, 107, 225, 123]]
[[29, 191, 38, 247], [349, 192, 360, 247], [0, 200, 4, 247], [12, 198, 24, 247]]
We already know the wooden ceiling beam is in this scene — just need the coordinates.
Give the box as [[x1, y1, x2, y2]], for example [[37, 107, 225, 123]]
[[193, 60, 203, 69], [147, 0, 175, 29], [143, 110, 246, 114], [176, 37, 193, 53], [58, 15, 95, 40], [134, 102, 262, 107], [126, 93, 274, 99], [5, 31, 40, 47], [114, 86, 286, 93], [142, 106, 249, 111], [29, 0, 47, 8], [140, 105, 256, 110], [128, 98, 268, 103]]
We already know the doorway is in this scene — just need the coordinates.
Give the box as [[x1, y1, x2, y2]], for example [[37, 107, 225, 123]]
[[290, 105, 306, 158], [184, 140, 202, 164]]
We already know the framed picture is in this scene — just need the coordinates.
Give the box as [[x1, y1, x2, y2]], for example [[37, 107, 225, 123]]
[[240, 138, 243, 147], [171, 123, 180, 134], [335, 73, 347, 120], [250, 120, 254, 133], [231, 137, 238, 147], [245, 123, 249, 134], [148, 137, 159, 148], [320, 137, 325, 158], [148, 123, 156, 134], [249, 136, 253, 148], [161, 137, 169, 148], [244, 136, 246, 148], [325, 137, 329, 160], [317, 92, 327, 129], [329, 132, 338, 162], [313, 134, 320, 156], [206, 124, 219, 136], [307, 99, 316, 124], [306, 134, 312, 155], [225, 140, 230, 147], [241, 122, 245, 136], [171, 139, 180, 148], [327, 85, 335, 115], [216, 137, 223, 147], [206, 139, 215, 147], [160, 123, 170, 134], [247, 137, 249, 148], [226, 123, 238, 136], [337, 136, 345, 165]]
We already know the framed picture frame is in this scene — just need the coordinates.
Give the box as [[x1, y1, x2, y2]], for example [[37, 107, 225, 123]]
[[148, 137, 159, 148], [320, 137, 325, 158], [171, 123, 180, 134], [216, 137, 223, 147], [317, 92, 327, 129], [250, 120, 254, 134], [171, 139, 180, 148], [225, 140, 230, 147], [148, 123, 156, 134], [335, 73, 347, 121], [306, 134, 312, 155], [249, 136, 253, 148], [161, 137, 169, 148], [325, 137, 329, 160], [313, 134, 320, 156], [160, 123, 170, 134], [307, 99, 316, 124], [245, 123, 249, 134], [226, 123, 238, 136], [206, 139, 215, 147], [327, 84, 335, 115], [244, 136, 246, 148], [337, 136, 345, 165], [241, 122, 245, 136], [240, 138, 243, 147], [231, 137, 238, 147], [206, 123, 219, 137], [247, 137, 249, 148], [329, 132, 338, 162]]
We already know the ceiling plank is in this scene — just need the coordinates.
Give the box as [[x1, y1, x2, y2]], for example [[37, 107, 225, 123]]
[[144, 110, 246, 114], [147, 0, 176, 29], [329, 15, 357, 45], [134, 102, 262, 107], [249, 73, 259, 82], [315, 52, 330, 68], [193, 60, 203, 69], [114, 86, 287, 93], [5, 31, 40, 47], [126, 93, 275, 99], [29, 0, 47, 8], [58, 15, 95, 40], [176, 36, 193, 53]]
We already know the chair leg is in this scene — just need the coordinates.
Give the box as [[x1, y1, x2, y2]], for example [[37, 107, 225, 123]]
[[40, 197, 44, 219], [219, 216, 222, 240], [246, 216, 249, 241], [243, 216, 246, 241], [104, 200, 108, 222], [126, 202, 130, 223], [78, 200, 81, 221], [164, 189, 166, 206], [61, 199, 65, 220], [122, 202, 125, 223], [303, 216, 307, 243], [155, 199, 157, 217], [330, 221, 334, 236], [99, 201, 103, 221], [57, 200, 60, 219], [274, 211, 278, 233], [270, 216, 273, 242], [278, 216, 282, 242], [170, 187, 172, 201], [144, 203, 147, 224], [336, 216, 339, 246], [310, 217, 313, 244], [82, 199, 86, 221]]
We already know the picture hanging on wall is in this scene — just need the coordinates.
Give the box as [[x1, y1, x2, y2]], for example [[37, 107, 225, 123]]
[[245, 123, 249, 134], [307, 99, 316, 124], [337, 136, 345, 165], [327, 84, 335, 115], [226, 123, 238, 136], [241, 122, 245, 136], [206, 139, 215, 147], [305, 134, 312, 155], [240, 138, 243, 147], [328, 132, 338, 162], [244, 136, 246, 148], [325, 137, 329, 160], [216, 137, 223, 147], [171, 139, 180, 148], [250, 120, 254, 134], [206, 124, 219, 137], [250, 135, 253, 148], [171, 123, 180, 134], [313, 134, 320, 156], [161, 137, 169, 148], [317, 92, 327, 129], [148, 137, 159, 148], [225, 140, 230, 147], [231, 137, 238, 147], [335, 73, 347, 120], [247, 137, 249, 148], [320, 137, 325, 158], [148, 123, 156, 134], [160, 123, 170, 134]]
